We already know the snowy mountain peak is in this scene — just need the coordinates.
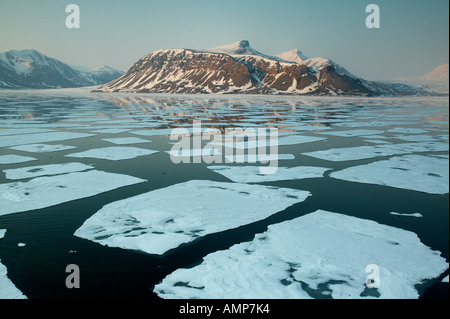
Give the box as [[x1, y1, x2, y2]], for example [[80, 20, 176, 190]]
[[276, 49, 309, 64], [421, 64, 449, 82], [0, 49, 123, 89], [207, 40, 255, 55]]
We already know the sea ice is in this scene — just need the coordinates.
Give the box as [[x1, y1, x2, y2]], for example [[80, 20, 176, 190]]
[[208, 165, 330, 183], [319, 129, 385, 137], [330, 155, 449, 194], [0, 155, 37, 165], [102, 137, 152, 145], [66, 147, 158, 161], [0, 170, 145, 216], [303, 145, 407, 162], [74, 180, 310, 255], [0, 260, 27, 299], [154, 210, 448, 299], [9, 143, 76, 153], [0, 131, 95, 148], [3, 163, 93, 180], [389, 212, 423, 218]]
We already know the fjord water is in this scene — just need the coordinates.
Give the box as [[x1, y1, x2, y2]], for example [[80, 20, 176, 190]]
[[0, 88, 448, 299]]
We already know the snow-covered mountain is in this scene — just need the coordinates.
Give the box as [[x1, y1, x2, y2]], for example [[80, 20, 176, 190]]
[[420, 64, 449, 82], [97, 40, 434, 96], [0, 49, 123, 89]]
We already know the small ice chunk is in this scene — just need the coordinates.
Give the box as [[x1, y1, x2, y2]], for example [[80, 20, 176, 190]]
[[4, 163, 93, 180], [0, 170, 145, 216], [0, 229, 6, 240], [331, 155, 449, 194], [17, 243, 26, 247], [443, 275, 449, 283], [102, 137, 152, 145], [66, 147, 158, 161], [0, 261, 27, 299], [9, 144, 76, 153], [389, 212, 423, 218], [208, 165, 330, 183], [154, 210, 448, 299], [75, 180, 310, 255], [0, 155, 37, 165]]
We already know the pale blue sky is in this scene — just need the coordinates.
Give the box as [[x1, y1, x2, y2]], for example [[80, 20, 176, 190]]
[[0, 0, 448, 80]]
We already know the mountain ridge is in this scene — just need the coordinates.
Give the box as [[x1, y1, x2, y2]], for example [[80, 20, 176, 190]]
[[98, 40, 434, 96], [0, 49, 123, 89]]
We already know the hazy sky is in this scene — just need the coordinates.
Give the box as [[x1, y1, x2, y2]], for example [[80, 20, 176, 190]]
[[1, 0, 448, 80]]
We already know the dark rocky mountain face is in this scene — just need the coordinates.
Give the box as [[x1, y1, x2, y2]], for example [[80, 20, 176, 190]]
[[0, 49, 123, 89], [100, 41, 429, 96], [100, 45, 377, 96]]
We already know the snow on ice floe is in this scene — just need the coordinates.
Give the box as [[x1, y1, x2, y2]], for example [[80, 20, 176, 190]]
[[330, 155, 449, 194], [0, 131, 95, 148], [154, 210, 449, 299], [303, 145, 408, 162], [102, 137, 152, 145], [0, 170, 145, 216], [0, 155, 37, 165], [74, 180, 310, 255], [208, 165, 330, 183], [3, 162, 93, 180], [0, 230, 27, 299], [224, 153, 295, 163], [389, 212, 423, 218], [9, 143, 76, 153], [0, 260, 27, 299], [66, 147, 158, 161]]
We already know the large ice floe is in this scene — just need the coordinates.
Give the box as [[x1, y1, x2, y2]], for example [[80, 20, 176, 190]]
[[9, 143, 76, 153], [0, 131, 94, 148], [74, 180, 310, 255], [154, 210, 449, 299], [330, 155, 449, 194], [3, 162, 93, 180], [0, 230, 27, 299], [66, 147, 158, 161], [208, 165, 330, 183], [0, 170, 145, 216], [0, 155, 37, 165]]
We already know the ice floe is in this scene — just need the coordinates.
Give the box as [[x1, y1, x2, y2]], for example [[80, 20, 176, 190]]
[[102, 137, 152, 145], [0, 131, 94, 148], [208, 165, 330, 183], [303, 145, 407, 162], [0, 170, 145, 216], [3, 162, 93, 180], [0, 155, 37, 165], [74, 180, 310, 255], [154, 210, 448, 299], [389, 212, 423, 218], [0, 260, 27, 299], [9, 143, 76, 153], [330, 155, 449, 194], [66, 147, 158, 161], [320, 129, 385, 137]]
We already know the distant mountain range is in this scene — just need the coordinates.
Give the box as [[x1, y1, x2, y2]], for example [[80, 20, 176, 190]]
[[0, 43, 446, 96], [96, 40, 438, 96], [0, 49, 123, 89]]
